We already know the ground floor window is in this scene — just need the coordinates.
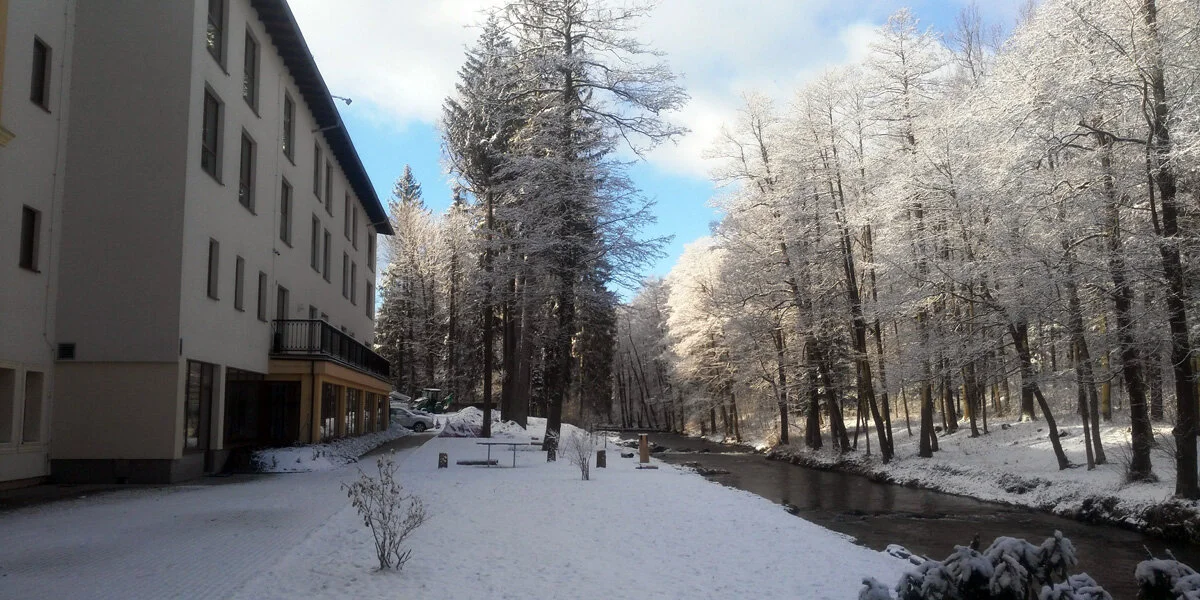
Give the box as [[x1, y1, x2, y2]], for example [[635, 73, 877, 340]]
[[378, 397, 387, 431], [345, 388, 360, 436], [224, 368, 265, 445], [21, 371, 44, 443], [320, 382, 339, 441], [364, 393, 376, 433], [0, 368, 14, 443], [185, 361, 217, 452]]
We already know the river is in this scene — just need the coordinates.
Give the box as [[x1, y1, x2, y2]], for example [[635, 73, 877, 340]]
[[635, 432, 1200, 598]]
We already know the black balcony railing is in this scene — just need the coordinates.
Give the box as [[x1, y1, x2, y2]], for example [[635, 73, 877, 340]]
[[270, 319, 389, 380]]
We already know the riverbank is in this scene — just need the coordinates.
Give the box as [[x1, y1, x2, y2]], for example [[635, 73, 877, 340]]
[[766, 415, 1200, 544]]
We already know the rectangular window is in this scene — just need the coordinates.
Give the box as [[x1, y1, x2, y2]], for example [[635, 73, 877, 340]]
[[309, 305, 319, 319], [238, 131, 255, 211], [313, 142, 322, 196], [346, 388, 360, 436], [242, 31, 259, 110], [350, 262, 357, 305], [352, 207, 359, 249], [367, 234, 375, 271], [320, 382, 338, 440], [257, 271, 268, 321], [366, 283, 374, 319], [19, 206, 40, 271], [282, 94, 295, 161], [343, 194, 351, 240], [323, 230, 331, 281], [206, 0, 224, 64], [207, 239, 220, 300], [342, 252, 349, 298], [31, 38, 50, 110], [22, 372, 43, 443], [234, 256, 245, 311], [0, 368, 14, 443], [325, 163, 333, 214], [201, 89, 222, 179], [280, 179, 293, 245], [276, 285, 289, 320], [310, 215, 321, 271], [184, 361, 215, 451]]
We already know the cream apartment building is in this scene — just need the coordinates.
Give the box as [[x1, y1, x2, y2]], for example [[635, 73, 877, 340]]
[[0, 0, 73, 487], [49, 0, 394, 483]]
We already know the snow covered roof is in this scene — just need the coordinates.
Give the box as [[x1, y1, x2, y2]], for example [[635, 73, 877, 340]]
[[250, 0, 394, 236]]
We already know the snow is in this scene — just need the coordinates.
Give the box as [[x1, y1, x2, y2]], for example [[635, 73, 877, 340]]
[[0, 409, 908, 599], [234, 429, 908, 599], [251, 424, 414, 472], [770, 412, 1185, 530]]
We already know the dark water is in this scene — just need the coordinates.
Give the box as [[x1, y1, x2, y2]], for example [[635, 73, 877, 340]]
[[638, 433, 1200, 598]]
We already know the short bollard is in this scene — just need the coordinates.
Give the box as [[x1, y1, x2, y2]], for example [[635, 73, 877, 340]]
[[438, 453, 448, 469], [596, 450, 606, 468], [639, 433, 650, 463]]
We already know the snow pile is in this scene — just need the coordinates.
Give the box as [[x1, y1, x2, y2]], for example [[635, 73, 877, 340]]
[[251, 426, 412, 473], [437, 407, 545, 440], [232, 436, 908, 599]]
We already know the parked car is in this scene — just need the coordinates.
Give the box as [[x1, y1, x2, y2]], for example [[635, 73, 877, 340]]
[[392, 406, 436, 433]]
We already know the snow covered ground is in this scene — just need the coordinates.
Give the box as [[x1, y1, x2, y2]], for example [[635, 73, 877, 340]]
[[0, 409, 911, 599], [235, 415, 908, 599], [771, 412, 1190, 536]]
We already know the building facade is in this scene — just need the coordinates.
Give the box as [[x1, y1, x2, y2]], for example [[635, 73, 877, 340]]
[[0, 0, 74, 487], [36, 0, 393, 484]]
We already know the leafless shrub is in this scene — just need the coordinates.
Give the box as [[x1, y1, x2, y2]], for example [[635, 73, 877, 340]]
[[565, 430, 598, 481], [343, 453, 427, 570]]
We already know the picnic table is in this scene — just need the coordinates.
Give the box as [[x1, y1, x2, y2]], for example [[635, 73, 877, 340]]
[[476, 440, 532, 467]]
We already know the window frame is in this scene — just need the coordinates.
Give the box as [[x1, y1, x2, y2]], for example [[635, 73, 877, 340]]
[[206, 239, 220, 300], [184, 361, 215, 452], [19, 205, 41, 272], [242, 30, 259, 112], [206, 0, 226, 66], [282, 94, 295, 162], [313, 142, 322, 197], [30, 38, 51, 111], [366, 282, 374, 319], [201, 88, 223, 181], [280, 178, 293, 246], [276, 284, 289, 321], [341, 252, 349, 299], [352, 206, 359, 250], [350, 262, 357, 305], [343, 194, 351, 240], [367, 234, 375, 272], [323, 230, 332, 282], [238, 130, 256, 212], [310, 215, 321, 272], [233, 255, 245, 311], [257, 271, 268, 322], [324, 162, 333, 215]]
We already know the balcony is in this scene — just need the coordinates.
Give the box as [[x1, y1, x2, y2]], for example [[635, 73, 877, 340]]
[[270, 319, 390, 381]]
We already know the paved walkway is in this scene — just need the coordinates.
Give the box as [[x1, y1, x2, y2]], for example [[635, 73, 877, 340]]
[[0, 432, 434, 600]]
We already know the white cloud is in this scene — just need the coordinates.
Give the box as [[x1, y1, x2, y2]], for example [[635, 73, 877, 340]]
[[287, 0, 1024, 179]]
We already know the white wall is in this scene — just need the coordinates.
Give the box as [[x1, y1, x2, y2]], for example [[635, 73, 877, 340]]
[[177, 0, 381, 381], [0, 0, 73, 482]]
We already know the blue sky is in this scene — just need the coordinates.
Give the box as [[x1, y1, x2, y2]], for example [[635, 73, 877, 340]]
[[293, 0, 1025, 291]]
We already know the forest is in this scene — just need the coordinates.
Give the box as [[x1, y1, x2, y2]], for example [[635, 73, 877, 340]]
[[372, 0, 1200, 499]]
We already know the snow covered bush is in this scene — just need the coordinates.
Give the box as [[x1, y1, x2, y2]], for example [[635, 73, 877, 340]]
[[342, 453, 427, 570], [1135, 558, 1199, 599], [1039, 574, 1111, 600], [565, 430, 597, 480], [859, 577, 893, 600], [868, 532, 1107, 600]]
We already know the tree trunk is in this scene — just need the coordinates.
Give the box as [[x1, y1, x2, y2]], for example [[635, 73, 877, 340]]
[[1010, 321, 1070, 470]]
